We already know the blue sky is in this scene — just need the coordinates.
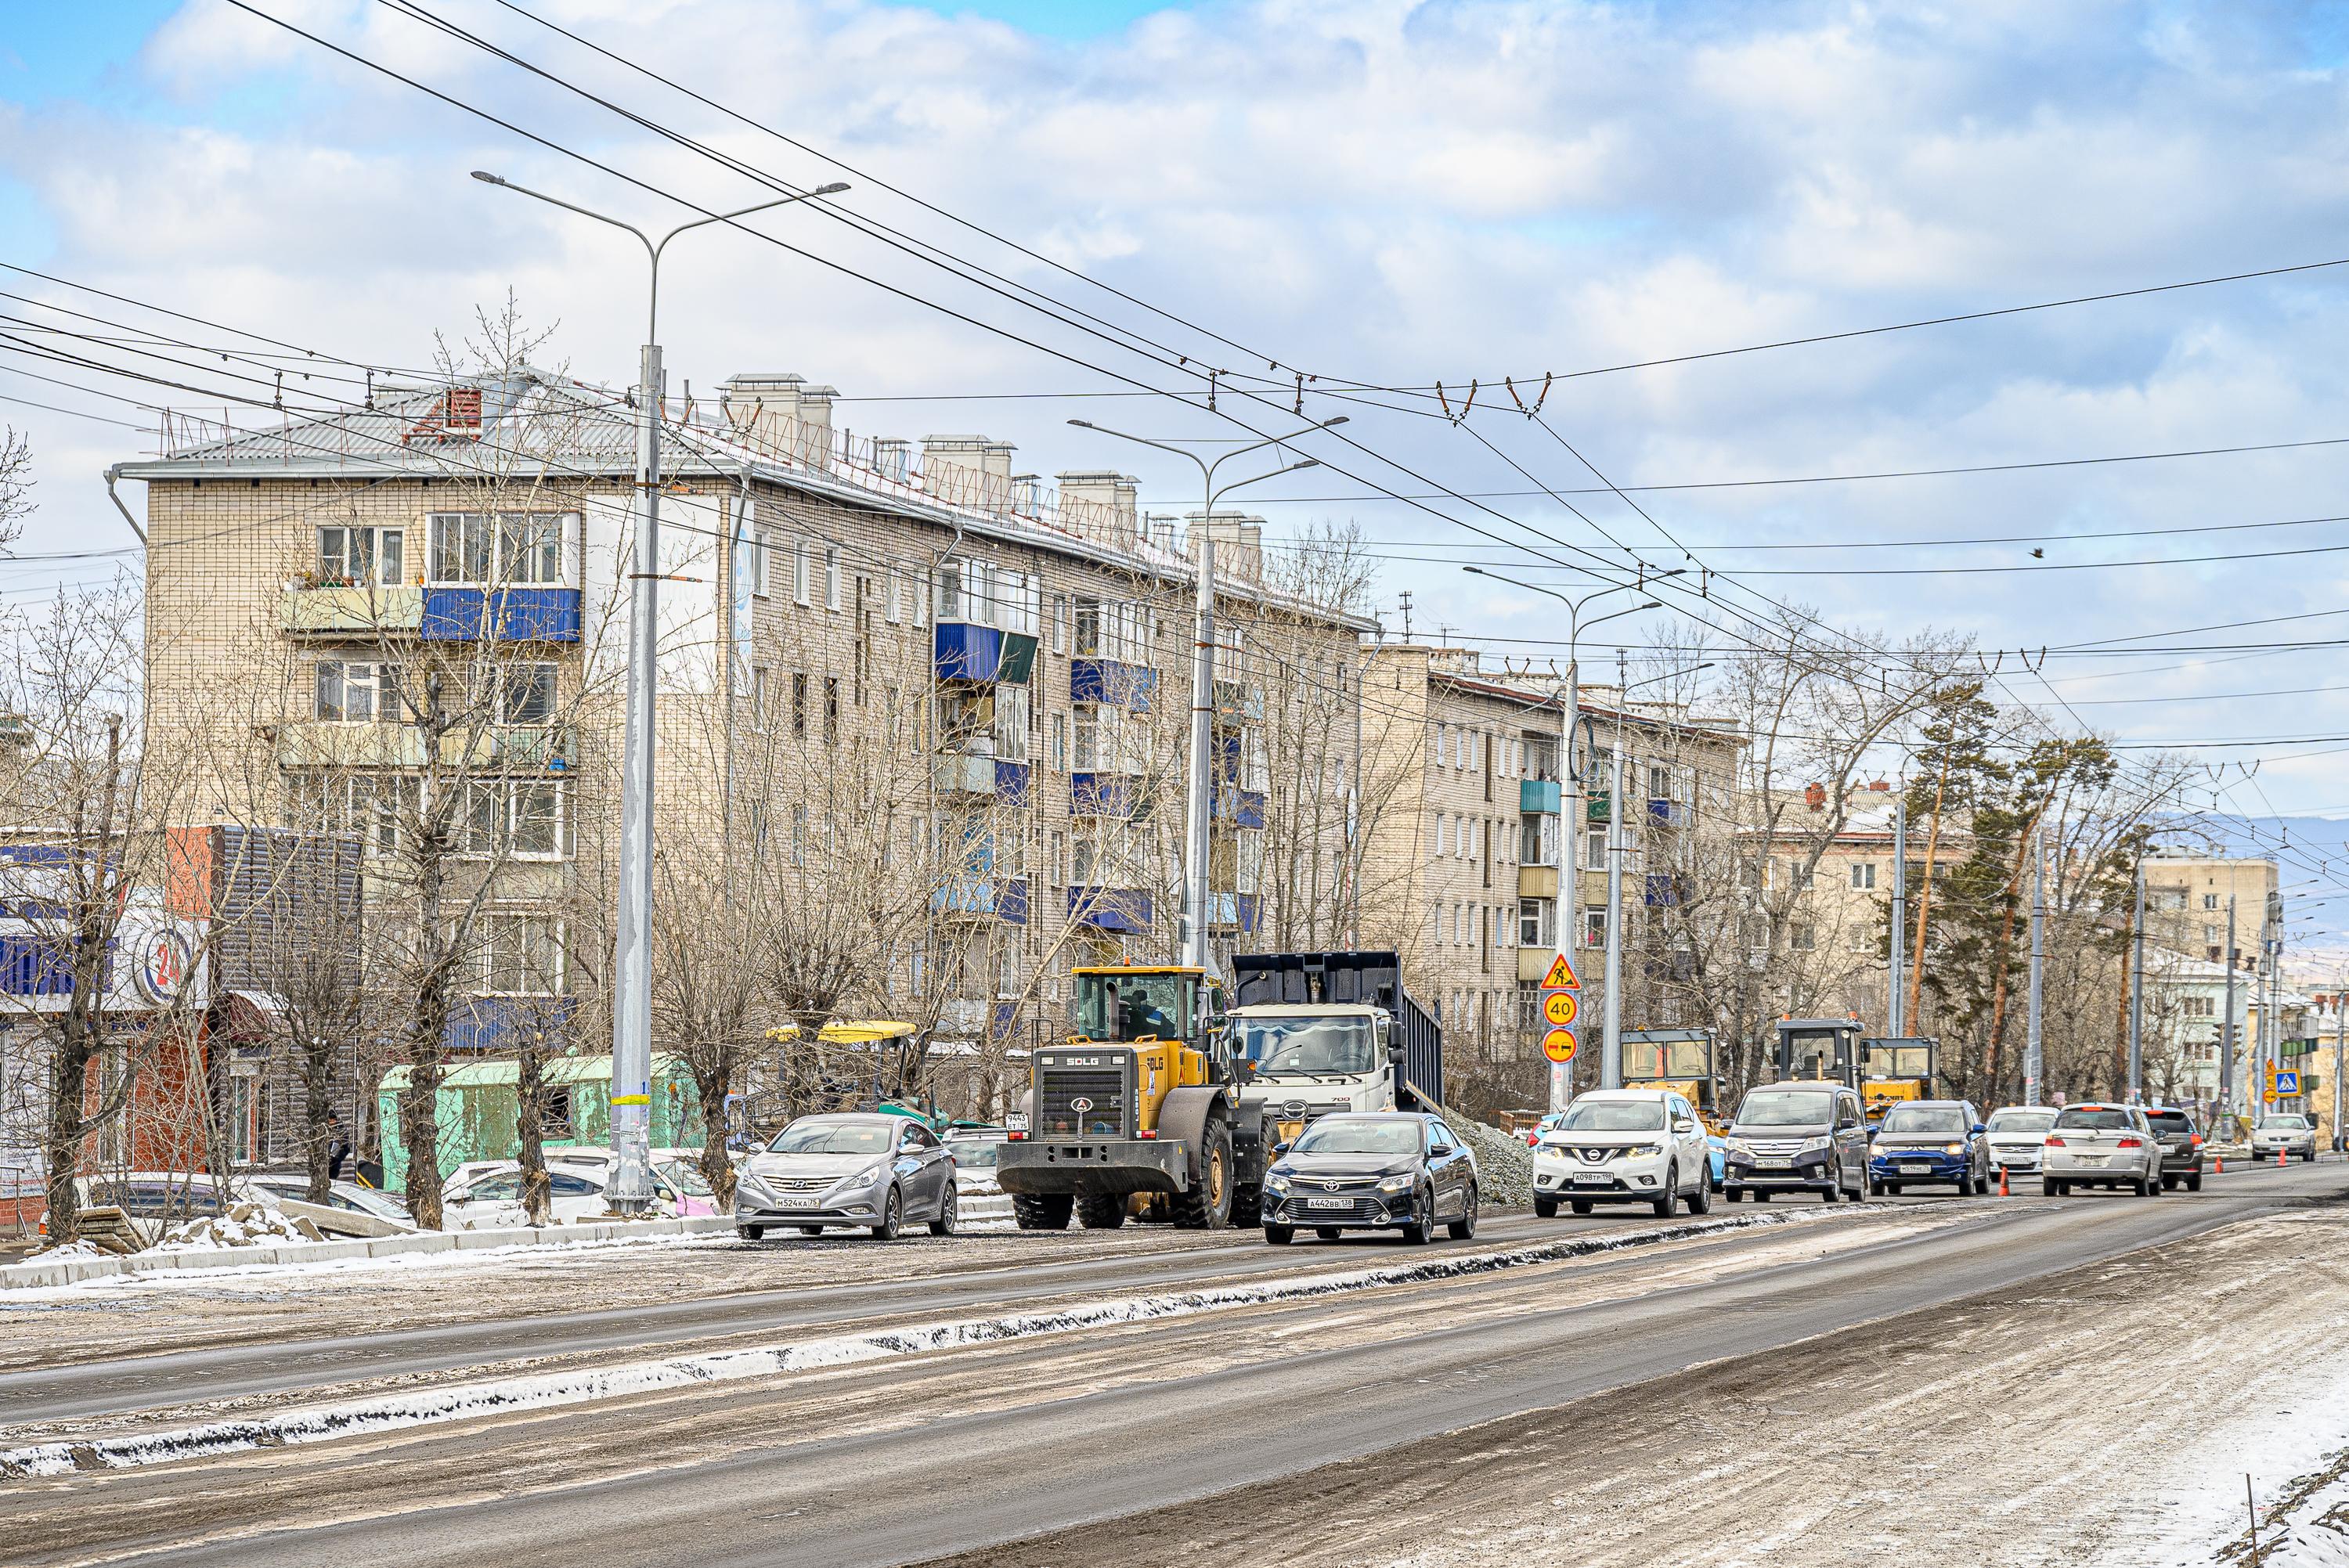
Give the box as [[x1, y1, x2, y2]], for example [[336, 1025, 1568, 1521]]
[[9, 1, 2349, 945]]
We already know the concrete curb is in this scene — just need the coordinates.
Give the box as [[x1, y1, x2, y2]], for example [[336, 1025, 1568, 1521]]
[[2, 1214, 738, 1289]]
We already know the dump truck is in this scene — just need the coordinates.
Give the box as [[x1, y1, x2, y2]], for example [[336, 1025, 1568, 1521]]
[[1621, 1026, 1724, 1128], [1225, 950, 1445, 1161], [1859, 1036, 1939, 1121], [1772, 1016, 1865, 1092], [997, 964, 1265, 1231]]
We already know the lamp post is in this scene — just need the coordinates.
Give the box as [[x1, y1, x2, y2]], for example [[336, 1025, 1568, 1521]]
[[472, 171, 846, 1210], [1461, 567, 1669, 1107], [1067, 416, 1343, 973], [2026, 824, 2044, 1106]]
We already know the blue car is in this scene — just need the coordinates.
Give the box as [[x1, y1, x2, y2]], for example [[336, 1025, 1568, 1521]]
[[1867, 1099, 1992, 1195], [1706, 1132, 1726, 1191]]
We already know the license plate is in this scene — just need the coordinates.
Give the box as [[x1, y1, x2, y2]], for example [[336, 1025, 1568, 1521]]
[[2075, 1154, 2107, 1165], [1571, 1173, 1611, 1187], [1005, 1112, 1029, 1131], [1305, 1197, 1352, 1210], [778, 1196, 817, 1208], [1901, 1163, 1932, 1175], [1755, 1158, 1792, 1170]]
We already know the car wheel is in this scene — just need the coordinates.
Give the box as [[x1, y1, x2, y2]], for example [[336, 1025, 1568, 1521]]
[[1885, 1181, 1901, 1197], [1316, 1227, 1344, 1241], [1449, 1182, 1478, 1240], [1569, 1199, 1593, 1215], [735, 1224, 764, 1242], [1849, 1173, 1867, 1203], [1401, 1186, 1434, 1245], [2161, 1174, 2178, 1191], [1652, 1165, 1676, 1217], [1820, 1178, 1839, 1203], [1725, 1186, 1744, 1202], [929, 1184, 958, 1236], [2188, 1172, 2203, 1191], [1753, 1191, 1772, 1203], [1264, 1224, 1294, 1245], [1533, 1195, 1560, 1219], [1685, 1173, 1712, 1214], [870, 1186, 902, 1241], [2132, 1172, 2152, 1197]]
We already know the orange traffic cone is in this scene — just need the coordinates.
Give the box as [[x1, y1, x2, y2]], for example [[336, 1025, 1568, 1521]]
[[1998, 1166, 2010, 1197], [2279, 1146, 2289, 1169], [2215, 1154, 2225, 1175]]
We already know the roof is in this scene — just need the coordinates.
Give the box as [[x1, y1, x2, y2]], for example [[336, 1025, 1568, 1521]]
[[379, 1051, 693, 1090], [116, 367, 1374, 633], [766, 1020, 918, 1044]]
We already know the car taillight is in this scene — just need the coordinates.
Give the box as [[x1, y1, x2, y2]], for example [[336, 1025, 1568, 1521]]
[[1138, 1130, 1156, 1139], [1008, 1131, 1026, 1141], [2191, 1134, 2203, 1147], [2116, 1137, 2143, 1148], [2045, 1136, 2066, 1147]]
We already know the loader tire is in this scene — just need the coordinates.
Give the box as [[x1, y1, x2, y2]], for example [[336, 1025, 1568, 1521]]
[[1171, 1117, 1235, 1230], [1012, 1192, 1073, 1231], [1077, 1192, 1128, 1230]]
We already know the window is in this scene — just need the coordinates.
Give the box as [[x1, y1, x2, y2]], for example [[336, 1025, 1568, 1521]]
[[458, 779, 568, 859], [1647, 762, 1671, 799], [1051, 593, 1069, 654], [1791, 921, 1816, 952], [501, 663, 555, 724], [481, 914, 563, 995], [751, 665, 771, 730], [794, 539, 812, 606], [428, 514, 574, 585], [749, 524, 772, 597], [1050, 829, 1066, 885], [996, 683, 1031, 762], [316, 661, 398, 723], [1850, 861, 1876, 891], [1050, 712, 1067, 770], [792, 672, 808, 737], [1520, 897, 1552, 948], [429, 513, 492, 583], [500, 514, 562, 584], [824, 546, 843, 611], [316, 524, 404, 586], [2203, 893, 2219, 910], [885, 568, 902, 623], [1435, 814, 1449, 856], [823, 676, 840, 745]]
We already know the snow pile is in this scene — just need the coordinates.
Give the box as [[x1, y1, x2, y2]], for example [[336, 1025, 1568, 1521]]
[[156, 1204, 324, 1250], [28, 1238, 117, 1261], [1455, 1117, 1535, 1206], [2268, 1522, 2349, 1567]]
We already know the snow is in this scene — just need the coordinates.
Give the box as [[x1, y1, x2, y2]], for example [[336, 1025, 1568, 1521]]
[[0, 1206, 1823, 1479], [157, 1205, 323, 1249]]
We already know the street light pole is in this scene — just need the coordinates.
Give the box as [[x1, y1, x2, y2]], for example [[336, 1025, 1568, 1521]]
[[1068, 416, 1341, 973], [2128, 856, 2145, 1104], [2221, 896, 2238, 1130], [1889, 798, 1907, 1037], [2026, 825, 2044, 1107], [472, 172, 845, 1210], [1460, 566, 1667, 1109]]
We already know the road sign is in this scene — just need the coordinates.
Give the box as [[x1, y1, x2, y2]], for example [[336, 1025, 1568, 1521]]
[[1543, 1028, 1579, 1064], [1539, 950, 1582, 991], [1542, 989, 1580, 1027], [2276, 1069, 2301, 1096]]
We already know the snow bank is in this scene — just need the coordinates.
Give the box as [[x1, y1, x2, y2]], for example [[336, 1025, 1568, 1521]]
[[157, 1205, 323, 1250], [2270, 1522, 2349, 1568], [0, 1207, 1820, 1479]]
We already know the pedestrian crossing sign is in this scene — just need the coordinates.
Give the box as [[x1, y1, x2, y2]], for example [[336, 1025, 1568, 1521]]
[[2275, 1069, 2300, 1096]]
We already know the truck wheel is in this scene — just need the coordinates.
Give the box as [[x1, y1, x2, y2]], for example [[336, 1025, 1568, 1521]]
[[1171, 1117, 1234, 1230], [1263, 1224, 1294, 1245], [1012, 1193, 1073, 1231], [1077, 1193, 1128, 1230]]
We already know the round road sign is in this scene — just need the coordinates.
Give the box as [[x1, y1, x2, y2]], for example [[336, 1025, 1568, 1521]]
[[1543, 1027, 1579, 1064], [1542, 990, 1579, 1027]]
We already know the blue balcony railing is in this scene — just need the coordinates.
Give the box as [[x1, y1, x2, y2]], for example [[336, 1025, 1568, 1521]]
[[1071, 658, 1154, 712], [1068, 886, 1152, 932], [420, 586, 583, 642]]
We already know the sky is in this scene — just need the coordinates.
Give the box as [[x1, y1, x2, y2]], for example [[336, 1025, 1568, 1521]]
[[9, 0, 2349, 943]]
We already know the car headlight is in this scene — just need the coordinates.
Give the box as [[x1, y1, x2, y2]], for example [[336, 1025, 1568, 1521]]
[[1265, 1169, 1292, 1195], [1616, 1143, 1663, 1159], [1376, 1173, 1415, 1195], [1797, 1137, 1832, 1156], [734, 1169, 778, 1205], [1943, 1142, 1965, 1155], [830, 1163, 887, 1196], [1726, 1139, 1755, 1157]]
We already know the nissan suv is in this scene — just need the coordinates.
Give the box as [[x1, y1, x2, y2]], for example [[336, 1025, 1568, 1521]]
[[2144, 1106, 2205, 1191]]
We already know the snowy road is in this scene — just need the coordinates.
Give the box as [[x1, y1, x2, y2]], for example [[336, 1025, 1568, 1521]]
[[2, 1158, 2342, 1567]]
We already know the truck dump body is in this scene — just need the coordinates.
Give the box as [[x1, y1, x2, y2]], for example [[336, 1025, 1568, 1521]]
[[1230, 950, 1444, 1111]]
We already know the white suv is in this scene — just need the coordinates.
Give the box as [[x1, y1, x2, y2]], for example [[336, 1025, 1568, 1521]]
[[1532, 1088, 1712, 1219], [2041, 1103, 2163, 1197]]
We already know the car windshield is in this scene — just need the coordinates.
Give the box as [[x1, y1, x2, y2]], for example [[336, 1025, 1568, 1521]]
[[250, 1178, 409, 1221], [1239, 1018, 1376, 1076], [2052, 1108, 2133, 1130], [1556, 1100, 1667, 1132], [767, 1120, 895, 1155], [2264, 1116, 2311, 1130], [1987, 1108, 2059, 1134], [1290, 1119, 1420, 1156], [1880, 1105, 1967, 1135], [458, 1170, 599, 1201], [1734, 1090, 1837, 1128], [949, 1140, 1003, 1169], [655, 1160, 713, 1197]]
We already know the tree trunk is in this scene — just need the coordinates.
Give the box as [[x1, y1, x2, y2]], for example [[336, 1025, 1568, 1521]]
[[690, 1050, 738, 1206], [1906, 755, 1949, 1029], [303, 1033, 334, 1204], [514, 1022, 551, 1227], [41, 1020, 93, 1246]]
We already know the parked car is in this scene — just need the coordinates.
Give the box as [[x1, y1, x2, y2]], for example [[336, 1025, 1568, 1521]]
[[2251, 1114, 2320, 1162], [441, 1150, 716, 1229], [733, 1113, 958, 1241], [2041, 1104, 2163, 1196], [1261, 1111, 1478, 1245], [1523, 1112, 1568, 1148], [1984, 1105, 2060, 1182], [1867, 1099, 1992, 1196], [2144, 1106, 2205, 1191], [1721, 1083, 1870, 1203], [1529, 1088, 1712, 1219], [944, 1127, 1009, 1188], [240, 1175, 415, 1224]]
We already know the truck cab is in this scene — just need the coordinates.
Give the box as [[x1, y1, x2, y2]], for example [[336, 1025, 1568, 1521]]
[[1223, 950, 1445, 1150], [1773, 1018, 1864, 1091], [1859, 1036, 1939, 1123], [1620, 1027, 1724, 1127]]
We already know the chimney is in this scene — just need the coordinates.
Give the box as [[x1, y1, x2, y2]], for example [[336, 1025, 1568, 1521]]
[[1010, 474, 1043, 516], [1192, 510, 1264, 581], [921, 434, 1015, 510], [1805, 782, 1827, 812], [719, 373, 834, 464], [1867, 779, 1891, 792], [1057, 470, 1138, 546], [872, 438, 912, 484]]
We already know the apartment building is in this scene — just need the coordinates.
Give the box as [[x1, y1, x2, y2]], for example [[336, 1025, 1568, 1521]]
[[2143, 849, 2279, 968], [117, 362, 1368, 1133], [1359, 647, 1740, 1109]]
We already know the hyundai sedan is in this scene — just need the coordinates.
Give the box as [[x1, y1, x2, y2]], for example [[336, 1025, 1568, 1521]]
[[734, 1114, 958, 1241]]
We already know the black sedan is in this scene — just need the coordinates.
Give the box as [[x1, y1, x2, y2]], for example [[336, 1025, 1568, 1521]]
[[1260, 1112, 1478, 1245]]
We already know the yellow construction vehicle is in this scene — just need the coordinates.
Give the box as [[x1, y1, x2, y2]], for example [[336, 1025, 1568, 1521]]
[[1621, 1027, 1725, 1130], [997, 964, 1266, 1230], [1860, 1036, 1939, 1123]]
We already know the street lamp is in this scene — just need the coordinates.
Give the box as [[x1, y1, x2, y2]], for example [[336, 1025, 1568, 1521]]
[[472, 171, 846, 1212], [1068, 415, 1344, 973], [1463, 565, 1669, 1100]]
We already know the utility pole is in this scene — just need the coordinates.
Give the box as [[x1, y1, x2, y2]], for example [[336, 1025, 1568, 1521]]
[[2333, 972, 2345, 1152], [1888, 798, 1908, 1036], [1601, 739, 1626, 1090], [2026, 824, 2044, 1107], [2221, 896, 2238, 1130], [470, 170, 845, 1213], [2127, 856, 2145, 1104]]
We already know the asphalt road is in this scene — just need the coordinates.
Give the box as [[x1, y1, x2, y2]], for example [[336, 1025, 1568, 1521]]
[[9, 1159, 2342, 1568]]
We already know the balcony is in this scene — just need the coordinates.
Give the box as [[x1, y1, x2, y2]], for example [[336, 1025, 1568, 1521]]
[[280, 585, 424, 636], [1647, 798, 1687, 827], [1517, 946, 1561, 985], [934, 621, 1004, 683], [1211, 787, 1266, 829], [1068, 886, 1152, 933], [935, 752, 997, 795], [273, 721, 576, 770], [1071, 771, 1146, 820], [932, 874, 1030, 923], [1071, 658, 1154, 712], [1586, 792, 1610, 824], [1206, 891, 1261, 933], [1644, 872, 1682, 907], [994, 760, 1032, 808], [1517, 864, 1559, 899], [1520, 778, 1561, 814], [420, 587, 582, 643]]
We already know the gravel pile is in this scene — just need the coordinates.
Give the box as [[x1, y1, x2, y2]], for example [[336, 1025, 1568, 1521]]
[[157, 1204, 325, 1250], [1455, 1118, 1535, 1206]]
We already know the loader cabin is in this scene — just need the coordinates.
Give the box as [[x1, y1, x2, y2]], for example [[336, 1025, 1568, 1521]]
[[1773, 1018, 1864, 1090], [1620, 1028, 1723, 1119], [1860, 1036, 1939, 1119], [1071, 965, 1225, 1050]]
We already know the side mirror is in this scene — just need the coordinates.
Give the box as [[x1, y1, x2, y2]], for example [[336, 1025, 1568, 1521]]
[[1272, 1141, 1292, 1159], [1389, 1043, 1406, 1066], [1972, 1123, 1989, 1136], [1672, 1118, 1696, 1134]]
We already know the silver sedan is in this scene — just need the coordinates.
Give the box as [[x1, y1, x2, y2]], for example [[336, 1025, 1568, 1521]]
[[2251, 1115, 2319, 1162], [734, 1114, 958, 1241]]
